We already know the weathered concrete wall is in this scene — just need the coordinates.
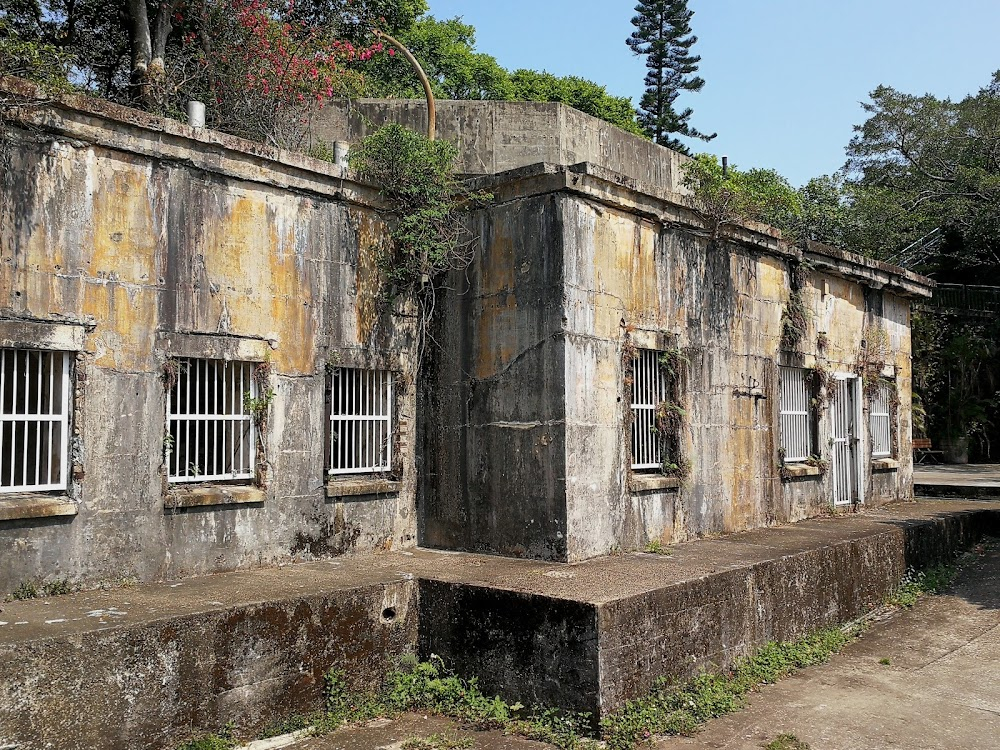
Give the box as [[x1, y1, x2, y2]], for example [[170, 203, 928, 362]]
[[422, 163, 932, 562], [315, 99, 692, 192], [0, 567, 416, 750], [419, 192, 569, 559], [0, 91, 418, 594]]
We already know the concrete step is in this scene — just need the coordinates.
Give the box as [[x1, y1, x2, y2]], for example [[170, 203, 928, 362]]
[[2, 500, 998, 750]]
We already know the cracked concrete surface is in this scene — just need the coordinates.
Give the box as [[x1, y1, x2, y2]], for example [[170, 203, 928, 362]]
[[656, 539, 1000, 750]]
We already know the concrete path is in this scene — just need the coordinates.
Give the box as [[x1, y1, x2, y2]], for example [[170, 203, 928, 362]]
[[655, 540, 1000, 750], [915, 463, 1000, 497]]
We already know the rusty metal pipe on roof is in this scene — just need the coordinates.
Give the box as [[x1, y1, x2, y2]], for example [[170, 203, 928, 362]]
[[374, 30, 436, 141]]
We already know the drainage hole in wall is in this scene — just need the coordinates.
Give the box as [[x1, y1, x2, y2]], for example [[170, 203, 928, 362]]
[[381, 607, 397, 622]]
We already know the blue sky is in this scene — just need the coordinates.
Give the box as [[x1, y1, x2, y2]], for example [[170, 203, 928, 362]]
[[424, 0, 1000, 187]]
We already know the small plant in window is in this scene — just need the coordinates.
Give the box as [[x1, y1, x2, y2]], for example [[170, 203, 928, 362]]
[[805, 455, 829, 474], [245, 358, 275, 489]]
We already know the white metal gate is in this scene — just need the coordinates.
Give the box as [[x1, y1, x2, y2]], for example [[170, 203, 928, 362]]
[[830, 375, 862, 506]]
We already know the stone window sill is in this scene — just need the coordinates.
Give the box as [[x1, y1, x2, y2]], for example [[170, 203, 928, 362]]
[[872, 458, 899, 472], [629, 474, 681, 493], [164, 485, 265, 510], [783, 463, 823, 478], [0, 495, 77, 522], [326, 478, 401, 498]]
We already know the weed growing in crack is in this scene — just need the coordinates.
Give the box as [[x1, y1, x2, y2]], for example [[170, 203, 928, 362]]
[[764, 734, 811, 750], [402, 734, 475, 750]]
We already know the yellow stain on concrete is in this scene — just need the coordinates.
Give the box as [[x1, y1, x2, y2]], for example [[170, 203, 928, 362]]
[[474, 226, 518, 379], [352, 209, 388, 344], [90, 162, 157, 285], [592, 209, 661, 336]]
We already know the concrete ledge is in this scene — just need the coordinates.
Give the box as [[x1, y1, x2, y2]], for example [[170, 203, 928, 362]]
[[2, 501, 997, 747], [0, 495, 77, 522], [783, 463, 823, 478], [326, 478, 401, 498], [164, 485, 265, 510], [629, 475, 681, 492], [157, 331, 274, 362], [872, 458, 900, 472], [0, 318, 88, 351], [0, 566, 415, 750]]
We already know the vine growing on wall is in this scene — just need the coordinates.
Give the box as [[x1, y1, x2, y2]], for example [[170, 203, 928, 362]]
[[346, 123, 491, 359], [856, 324, 891, 401], [245, 358, 275, 489], [780, 259, 811, 351], [654, 348, 690, 479]]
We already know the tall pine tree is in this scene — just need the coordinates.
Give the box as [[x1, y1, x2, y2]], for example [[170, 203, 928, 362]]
[[627, 0, 715, 152]]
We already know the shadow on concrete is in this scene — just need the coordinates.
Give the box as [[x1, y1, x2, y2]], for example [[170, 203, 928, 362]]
[[879, 503, 1000, 611], [0, 514, 75, 532], [946, 536, 1000, 612]]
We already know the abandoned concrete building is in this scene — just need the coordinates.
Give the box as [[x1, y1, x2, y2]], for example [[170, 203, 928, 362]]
[[0, 79, 962, 749], [0, 88, 932, 590]]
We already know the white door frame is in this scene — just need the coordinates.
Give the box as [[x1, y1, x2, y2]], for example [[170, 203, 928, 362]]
[[830, 373, 864, 506]]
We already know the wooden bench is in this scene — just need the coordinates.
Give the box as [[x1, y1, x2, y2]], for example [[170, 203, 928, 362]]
[[913, 438, 944, 464]]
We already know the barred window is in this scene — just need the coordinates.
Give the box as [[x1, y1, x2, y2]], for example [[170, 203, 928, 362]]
[[870, 380, 894, 458], [631, 348, 671, 471], [779, 366, 812, 462], [0, 349, 71, 493], [166, 358, 256, 483], [329, 367, 393, 475]]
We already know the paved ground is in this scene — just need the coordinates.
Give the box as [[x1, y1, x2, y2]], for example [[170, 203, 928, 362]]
[[914, 463, 1000, 495], [655, 539, 1000, 750], [283, 539, 1000, 750]]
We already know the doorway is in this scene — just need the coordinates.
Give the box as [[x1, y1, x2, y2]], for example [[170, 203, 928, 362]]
[[830, 374, 863, 506]]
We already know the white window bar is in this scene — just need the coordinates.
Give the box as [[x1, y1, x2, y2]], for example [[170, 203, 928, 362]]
[[631, 348, 670, 471], [0, 349, 71, 494], [870, 380, 894, 458], [166, 358, 256, 483], [329, 367, 393, 475], [779, 366, 812, 462]]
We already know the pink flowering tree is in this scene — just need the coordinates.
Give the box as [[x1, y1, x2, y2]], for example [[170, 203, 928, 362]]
[[169, 0, 386, 145]]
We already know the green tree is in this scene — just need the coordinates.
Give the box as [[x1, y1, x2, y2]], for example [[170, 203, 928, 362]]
[[626, 0, 714, 151], [508, 69, 644, 136], [360, 15, 512, 100], [847, 73, 1000, 271], [681, 153, 801, 239]]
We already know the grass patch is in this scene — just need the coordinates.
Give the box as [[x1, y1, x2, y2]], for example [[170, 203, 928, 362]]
[[402, 734, 476, 749], [600, 627, 849, 750], [175, 630, 852, 750], [878, 657, 891, 666], [764, 734, 811, 750], [310, 656, 595, 750], [175, 727, 236, 750], [643, 540, 672, 555], [886, 562, 958, 609], [6, 578, 76, 601]]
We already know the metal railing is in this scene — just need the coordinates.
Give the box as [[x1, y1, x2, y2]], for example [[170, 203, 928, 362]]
[[166, 358, 256, 483], [925, 284, 1000, 313], [779, 366, 812, 462], [329, 367, 393, 475], [631, 348, 669, 470], [0, 349, 71, 493]]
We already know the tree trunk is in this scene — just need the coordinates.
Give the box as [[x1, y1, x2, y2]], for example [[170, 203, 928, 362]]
[[125, 0, 175, 109], [126, 0, 152, 100]]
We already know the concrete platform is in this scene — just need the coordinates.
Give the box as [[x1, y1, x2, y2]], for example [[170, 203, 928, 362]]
[[915, 463, 1000, 498], [2, 500, 999, 749], [656, 538, 1000, 750]]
